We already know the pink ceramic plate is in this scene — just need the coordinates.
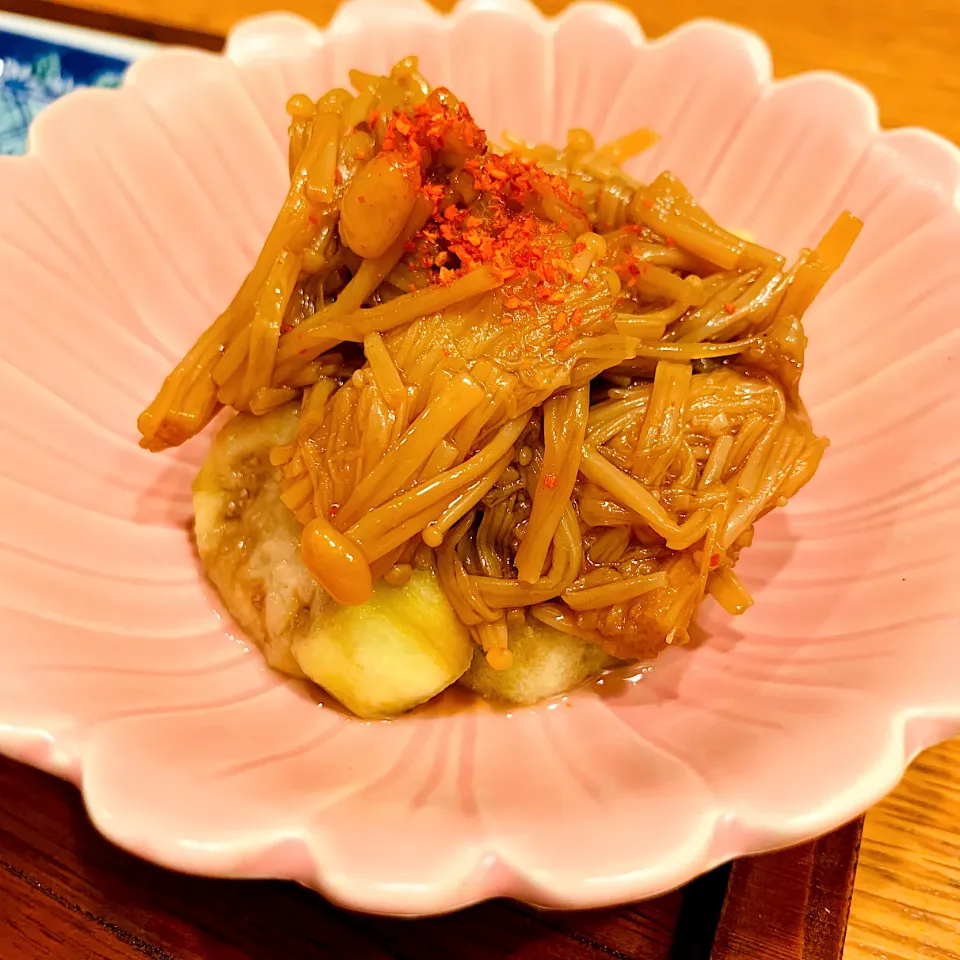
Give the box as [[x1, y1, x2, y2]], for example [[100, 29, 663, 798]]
[[1, 0, 959, 916]]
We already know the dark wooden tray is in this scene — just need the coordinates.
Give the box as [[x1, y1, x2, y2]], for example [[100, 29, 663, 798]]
[[0, 3, 863, 957]]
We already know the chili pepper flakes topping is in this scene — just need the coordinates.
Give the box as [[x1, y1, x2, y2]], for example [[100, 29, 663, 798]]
[[543, 474, 559, 489], [368, 90, 608, 352], [723, 302, 736, 314]]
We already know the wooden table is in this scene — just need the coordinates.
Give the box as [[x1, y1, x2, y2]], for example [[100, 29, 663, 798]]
[[3, 1, 960, 958]]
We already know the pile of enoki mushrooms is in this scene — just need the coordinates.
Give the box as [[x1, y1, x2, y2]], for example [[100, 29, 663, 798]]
[[138, 58, 860, 669]]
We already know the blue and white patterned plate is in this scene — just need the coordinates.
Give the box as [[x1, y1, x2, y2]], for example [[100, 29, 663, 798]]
[[0, 12, 152, 155]]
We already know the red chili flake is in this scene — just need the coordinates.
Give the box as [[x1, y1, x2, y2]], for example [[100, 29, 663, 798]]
[[358, 195, 367, 205], [422, 188, 444, 210], [382, 137, 396, 152], [360, 93, 586, 293], [552, 311, 568, 332], [556, 335, 571, 350], [642, 199, 653, 209], [543, 474, 559, 489], [442, 347, 451, 358], [504, 296, 522, 310], [403, 240, 417, 253], [308, 215, 319, 225], [356, 150, 369, 161], [329, 504, 340, 519], [570, 309, 584, 327], [709, 553, 720, 568], [665, 237, 676, 247], [723, 302, 736, 314], [559, 218, 568, 231], [573, 241, 587, 255]]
